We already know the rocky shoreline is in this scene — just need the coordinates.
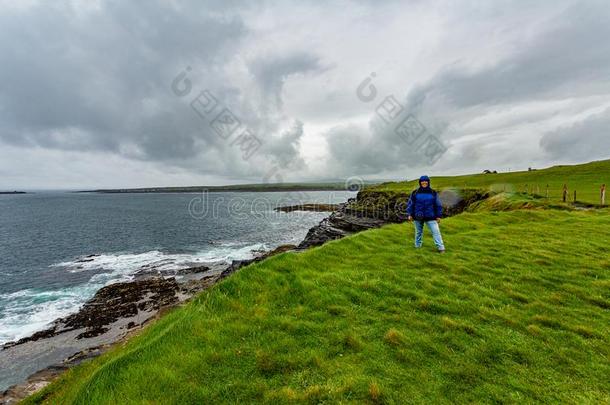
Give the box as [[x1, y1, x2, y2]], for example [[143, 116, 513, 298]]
[[1, 189, 488, 403], [0, 244, 303, 404], [273, 203, 339, 213]]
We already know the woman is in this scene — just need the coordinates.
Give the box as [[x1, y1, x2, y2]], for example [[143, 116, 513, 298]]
[[406, 175, 446, 253]]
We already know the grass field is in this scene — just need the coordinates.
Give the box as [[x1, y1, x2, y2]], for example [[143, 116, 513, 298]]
[[26, 206, 610, 404], [370, 159, 609, 205]]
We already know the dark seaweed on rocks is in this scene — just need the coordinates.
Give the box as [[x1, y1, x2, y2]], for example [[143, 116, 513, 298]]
[[63, 278, 180, 337], [2, 278, 181, 349]]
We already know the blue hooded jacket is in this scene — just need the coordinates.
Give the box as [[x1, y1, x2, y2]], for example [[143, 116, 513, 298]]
[[406, 175, 443, 221]]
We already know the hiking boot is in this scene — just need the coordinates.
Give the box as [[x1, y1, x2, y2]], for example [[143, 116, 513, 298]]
[[438, 249, 446, 254]]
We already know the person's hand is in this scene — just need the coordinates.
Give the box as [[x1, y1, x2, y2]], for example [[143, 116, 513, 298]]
[[436, 218, 441, 223], [407, 215, 413, 221]]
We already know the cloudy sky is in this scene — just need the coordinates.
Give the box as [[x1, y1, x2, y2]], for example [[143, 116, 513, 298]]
[[1, 0, 609, 189]]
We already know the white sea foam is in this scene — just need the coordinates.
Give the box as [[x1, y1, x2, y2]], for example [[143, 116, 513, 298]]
[[0, 286, 97, 345], [53, 243, 265, 274], [0, 243, 265, 345]]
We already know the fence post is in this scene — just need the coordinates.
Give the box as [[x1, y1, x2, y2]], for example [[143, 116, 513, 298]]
[[574, 190, 577, 203], [536, 185, 540, 195], [525, 184, 528, 194], [602, 184, 606, 206], [545, 184, 549, 198], [562, 184, 568, 202]]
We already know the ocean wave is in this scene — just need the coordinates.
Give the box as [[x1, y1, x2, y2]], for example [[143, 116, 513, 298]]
[[0, 286, 97, 345], [52, 243, 265, 274], [0, 243, 265, 345]]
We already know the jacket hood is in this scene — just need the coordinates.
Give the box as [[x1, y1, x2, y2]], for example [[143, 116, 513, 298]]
[[419, 175, 431, 187]]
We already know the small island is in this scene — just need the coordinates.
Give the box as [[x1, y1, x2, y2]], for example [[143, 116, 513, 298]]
[[0, 191, 27, 195]]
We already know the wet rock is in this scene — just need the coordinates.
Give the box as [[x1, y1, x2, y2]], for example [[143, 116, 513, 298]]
[[297, 217, 350, 249], [175, 265, 210, 275], [75, 254, 100, 263], [76, 328, 110, 340], [220, 260, 252, 279], [133, 264, 210, 279], [220, 244, 297, 279], [2, 277, 181, 348], [265, 244, 297, 256], [179, 275, 219, 295], [274, 203, 339, 212], [297, 208, 386, 249], [62, 278, 180, 335]]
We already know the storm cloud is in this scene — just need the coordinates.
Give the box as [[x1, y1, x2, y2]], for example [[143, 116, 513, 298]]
[[540, 107, 610, 162], [322, 1, 610, 178], [0, 0, 608, 188]]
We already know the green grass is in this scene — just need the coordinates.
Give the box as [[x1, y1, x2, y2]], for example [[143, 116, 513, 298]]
[[26, 208, 610, 404], [370, 159, 610, 205], [465, 192, 573, 212]]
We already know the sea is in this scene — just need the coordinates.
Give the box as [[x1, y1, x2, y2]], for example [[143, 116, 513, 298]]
[[0, 190, 354, 346]]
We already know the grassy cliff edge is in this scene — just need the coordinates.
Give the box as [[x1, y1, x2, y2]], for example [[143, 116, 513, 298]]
[[24, 160, 610, 404]]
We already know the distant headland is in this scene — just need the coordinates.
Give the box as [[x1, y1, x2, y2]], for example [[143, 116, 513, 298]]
[[80, 182, 373, 194]]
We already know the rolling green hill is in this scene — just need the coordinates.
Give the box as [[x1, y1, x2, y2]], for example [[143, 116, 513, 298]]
[[26, 210, 610, 404], [24, 160, 610, 404], [371, 159, 609, 205]]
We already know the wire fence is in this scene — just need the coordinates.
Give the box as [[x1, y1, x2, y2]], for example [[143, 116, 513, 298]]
[[474, 183, 607, 207]]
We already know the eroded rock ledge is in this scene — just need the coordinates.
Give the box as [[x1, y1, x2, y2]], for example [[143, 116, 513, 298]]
[[297, 203, 386, 249], [297, 189, 493, 249]]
